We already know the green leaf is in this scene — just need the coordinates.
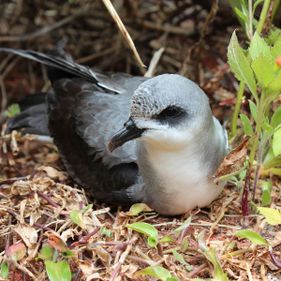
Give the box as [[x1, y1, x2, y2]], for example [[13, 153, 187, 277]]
[[198, 232, 228, 281], [127, 222, 158, 247], [271, 35, 281, 58], [240, 114, 254, 136], [0, 262, 9, 279], [45, 261, 72, 281], [228, 0, 248, 28], [70, 210, 85, 229], [174, 216, 192, 233], [4, 104, 20, 118], [235, 229, 268, 245], [61, 249, 75, 258], [268, 28, 281, 46], [81, 204, 93, 214], [203, 248, 228, 281], [273, 127, 281, 156], [248, 100, 257, 122], [126, 203, 152, 216], [261, 182, 272, 206], [160, 235, 173, 243], [172, 249, 193, 271], [227, 32, 257, 97], [172, 249, 186, 265], [147, 236, 158, 248], [249, 32, 272, 61], [258, 207, 281, 225], [136, 266, 179, 281], [271, 106, 281, 128], [100, 227, 112, 237], [180, 236, 189, 252], [251, 56, 275, 87], [38, 245, 54, 261], [268, 71, 281, 92]]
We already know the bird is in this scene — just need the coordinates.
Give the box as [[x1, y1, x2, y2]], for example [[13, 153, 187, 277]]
[[1, 47, 228, 215]]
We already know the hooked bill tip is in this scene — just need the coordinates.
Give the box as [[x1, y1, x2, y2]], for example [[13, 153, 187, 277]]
[[108, 140, 118, 153]]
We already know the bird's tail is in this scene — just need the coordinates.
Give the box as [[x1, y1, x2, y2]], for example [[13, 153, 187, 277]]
[[1, 44, 123, 135], [0, 47, 121, 93]]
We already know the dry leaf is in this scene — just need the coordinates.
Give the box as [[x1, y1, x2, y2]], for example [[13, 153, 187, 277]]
[[215, 137, 249, 178], [46, 232, 68, 252], [14, 224, 38, 248], [38, 166, 67, 181]]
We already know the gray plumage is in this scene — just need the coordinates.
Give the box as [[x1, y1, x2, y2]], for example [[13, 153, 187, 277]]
[[3, 48, 228, 214]]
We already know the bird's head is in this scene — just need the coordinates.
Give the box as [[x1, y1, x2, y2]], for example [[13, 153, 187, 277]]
[[108, 74, 212, 152]]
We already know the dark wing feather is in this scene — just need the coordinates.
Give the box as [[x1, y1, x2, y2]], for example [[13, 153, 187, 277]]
[[48, 77, 144, 203]]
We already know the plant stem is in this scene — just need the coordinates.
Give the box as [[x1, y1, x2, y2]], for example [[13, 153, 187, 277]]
[[248, 0, 253, 39], [256, 0, 271, 34], [231, 82, 245, 138]]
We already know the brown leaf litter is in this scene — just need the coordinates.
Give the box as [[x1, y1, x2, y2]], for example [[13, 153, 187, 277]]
[[0, 131, 280, 280]]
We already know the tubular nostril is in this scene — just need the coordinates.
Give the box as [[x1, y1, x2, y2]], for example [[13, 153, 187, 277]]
[[124, 118, 135, 128]]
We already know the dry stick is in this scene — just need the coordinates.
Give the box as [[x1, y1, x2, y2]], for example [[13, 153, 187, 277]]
[[102, 0, 146, 69], [7, 258, 36, 280], [145, 47, 165, 78], [109, 236, 137, 281]]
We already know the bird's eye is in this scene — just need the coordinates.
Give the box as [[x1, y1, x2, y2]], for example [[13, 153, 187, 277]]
[[156, 106, 186, 124]]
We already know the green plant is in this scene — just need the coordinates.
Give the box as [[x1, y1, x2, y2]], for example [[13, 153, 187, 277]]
[[227, 0, 281, 206]]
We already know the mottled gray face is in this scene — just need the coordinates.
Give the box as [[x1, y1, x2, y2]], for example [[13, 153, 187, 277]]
[[108, 74, 213, 152], [130, 74, 211, 129]]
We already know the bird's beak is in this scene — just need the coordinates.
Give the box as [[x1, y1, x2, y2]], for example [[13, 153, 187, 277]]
[[108, 118, 145, 152]]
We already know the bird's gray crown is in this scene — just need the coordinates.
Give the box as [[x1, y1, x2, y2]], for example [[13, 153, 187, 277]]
[[130, 74, 210, 120]]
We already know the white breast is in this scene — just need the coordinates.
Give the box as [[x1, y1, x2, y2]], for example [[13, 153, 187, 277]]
[[145, 143, 223, 215]]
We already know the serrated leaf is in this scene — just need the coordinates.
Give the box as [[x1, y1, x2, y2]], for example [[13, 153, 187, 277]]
[[70, 210, 86, 229], [135, 265, 179, 281], [235, 229, 268, 245], [240, 114, 254, 136], [248, 100, 257, 122], [249, 32, 272, 61], [227, 31, 257, 97], [38, 245, 54, 261], [273, 127, 281, 156], [258, 207, 281, 225], [251, 56, 275, 87], [0, 262, 9, 279], [127, 222, 158, 247], [261, 182, 272, 206], [45, 261, 71, 281], [126, 203, 152, 216], [271, 106, 281, 128]]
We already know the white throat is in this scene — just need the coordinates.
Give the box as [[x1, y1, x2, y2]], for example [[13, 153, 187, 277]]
[[138, 118, 227, 215]]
